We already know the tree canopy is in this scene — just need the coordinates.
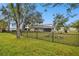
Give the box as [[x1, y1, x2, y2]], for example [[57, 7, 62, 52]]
[[53, 14, 68, 31], [71, 20, 79, 32], [0, 20, 7, 32]]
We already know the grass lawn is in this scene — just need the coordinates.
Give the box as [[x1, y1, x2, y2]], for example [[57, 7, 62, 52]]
[[0, 32, 79, 56]]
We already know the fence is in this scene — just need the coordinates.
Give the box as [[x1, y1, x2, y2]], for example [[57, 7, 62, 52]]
[[23, 31, 79, 46]]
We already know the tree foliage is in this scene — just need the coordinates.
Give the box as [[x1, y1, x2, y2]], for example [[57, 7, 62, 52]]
[[0, 3, 43, 38], [53, 14, 68, 31], [71, 20, 79, 32], [0, 20, 7, 32]]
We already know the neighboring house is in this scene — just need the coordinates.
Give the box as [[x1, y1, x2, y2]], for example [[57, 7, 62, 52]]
[[30, 24, 53, 32], [8, 22, 54, 32], [8, 21, 77, 32], [57, 27, 65, 33], [68, 27, 77, 32], [56, 27, 77, 33]]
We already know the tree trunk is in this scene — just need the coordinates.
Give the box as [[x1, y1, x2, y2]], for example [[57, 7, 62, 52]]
[[16, 20, 21, 39], [51, 28, 54, 42], [0, 29, 2, 32], [77, 28, 79, 32], [7, 18, 10, 32], [22, 23, 25, 32]]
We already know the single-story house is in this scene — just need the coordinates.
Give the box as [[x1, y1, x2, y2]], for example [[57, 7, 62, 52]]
[[30, 24, 53, 32], [6, 20, 53, 32], [8, 20, 77, 32]]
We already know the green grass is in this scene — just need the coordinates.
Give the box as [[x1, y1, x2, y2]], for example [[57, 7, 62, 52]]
[[0, 32, 79, 56]]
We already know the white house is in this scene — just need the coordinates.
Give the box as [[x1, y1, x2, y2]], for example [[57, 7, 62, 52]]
[[68, 27, 77, 32], [5, 20, 16, 31], [7, 20, 23, 31], [9, 20, 16, 31]]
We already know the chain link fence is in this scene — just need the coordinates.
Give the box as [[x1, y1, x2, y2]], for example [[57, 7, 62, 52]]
[[23, 30, 79, 46]]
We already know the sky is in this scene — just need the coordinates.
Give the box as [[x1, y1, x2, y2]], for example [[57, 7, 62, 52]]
[[36, 4, 79, 24], [0, 3, 79, 25]]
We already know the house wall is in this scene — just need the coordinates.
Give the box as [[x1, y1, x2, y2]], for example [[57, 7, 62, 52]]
[[43, 28, 51, 32], [30, 28, 44, 32], [30, 28, 52, 32], [68, 27, 77, 32], [9, 21, 16, 31]]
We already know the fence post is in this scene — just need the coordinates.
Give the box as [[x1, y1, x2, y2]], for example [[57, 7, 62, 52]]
[[51, 29, 54, 42], [51, 24, 55, 42], [27, 29, 28, 38], [36, 28, 38, 39], [26, 25, 29, 38], [36, 23, 39, 39]]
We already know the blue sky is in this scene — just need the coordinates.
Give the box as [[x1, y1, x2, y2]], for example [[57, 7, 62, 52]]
[[36, 4, 79, 24], [0, 3, 79, 24]]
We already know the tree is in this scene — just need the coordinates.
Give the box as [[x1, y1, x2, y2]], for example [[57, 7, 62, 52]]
[[6, 3, 21, 38], [25, 11, 43, 29], [0, 5, 10, 32], [8, 3, 35, 38], [27, 11, 43, 39], [0, 20, 7, 32], [43, 3, 79, 33], [0, 3, 43, 39], [64, 25, 69, 33], [53, 14, 68, 33], [0, 3, 43, 38], [19, 4, 43, 31], [71, 20, 79, 32]]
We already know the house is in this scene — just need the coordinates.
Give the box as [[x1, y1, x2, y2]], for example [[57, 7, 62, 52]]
[[68, 27, 77, 32], [5, 20, 16, 31], [9, 20, 16, 31], [8, 20, 77, 32], [7, 20, 23, 31], [55, 27, 77, 33], [30, 24, 53, 32], [8, 22, 53, 32]]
